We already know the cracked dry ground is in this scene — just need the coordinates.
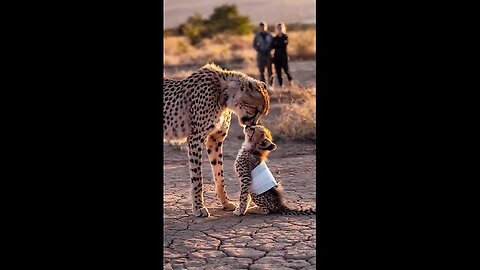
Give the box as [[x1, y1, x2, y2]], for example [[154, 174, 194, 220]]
[[163, 119, 316, 270]]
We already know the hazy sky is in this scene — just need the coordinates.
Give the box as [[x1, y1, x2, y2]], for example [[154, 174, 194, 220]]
[[164, 0, 316, 29]]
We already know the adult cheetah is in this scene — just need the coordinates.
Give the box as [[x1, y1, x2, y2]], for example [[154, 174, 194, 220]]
[[163, 63, 270, 217]]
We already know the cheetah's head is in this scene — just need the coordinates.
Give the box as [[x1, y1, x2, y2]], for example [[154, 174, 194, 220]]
[[243, 125, 277, 156], [225, 77, 270, 127]]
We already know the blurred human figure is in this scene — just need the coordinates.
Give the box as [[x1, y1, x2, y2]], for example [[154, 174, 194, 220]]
[[253, 22, 274, 87], [272, 22, 293, 88]]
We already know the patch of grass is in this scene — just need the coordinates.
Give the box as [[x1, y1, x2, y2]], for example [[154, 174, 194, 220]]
[[288, 29, 316, 60], [269, 86, 316, 103], [163, 30, 315, 67], [263, 86, 316, 142]]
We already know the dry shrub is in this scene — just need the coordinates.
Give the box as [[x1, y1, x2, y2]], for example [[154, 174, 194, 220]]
[[287, 29, 316, 60], [264, 86, 316, 142], [165, 35, 236, 66], [269, 86, 316, 103], [230, 49, 256, 67], [164, 36, 195, 65], [228, 34, 254, 50], [164, 30, 315, 67]]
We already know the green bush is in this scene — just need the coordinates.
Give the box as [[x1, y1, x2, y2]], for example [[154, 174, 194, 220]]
[[179, 4, 253, 45], [180, 13, 206, 45], [176, 41, 189, 54], [207, 5, 252, 35]]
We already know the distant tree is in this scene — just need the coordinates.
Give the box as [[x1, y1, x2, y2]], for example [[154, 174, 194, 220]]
[[180, 13, 207, 45], [178, 5, 253, 45], [206, 4, 252, 35]]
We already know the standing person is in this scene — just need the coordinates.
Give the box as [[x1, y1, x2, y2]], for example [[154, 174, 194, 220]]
[[272, 22, 293, 88], [253, 22, 274, 88]]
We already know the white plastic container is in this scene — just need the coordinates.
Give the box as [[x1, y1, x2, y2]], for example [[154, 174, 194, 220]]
[[251, 161, 277, 195]]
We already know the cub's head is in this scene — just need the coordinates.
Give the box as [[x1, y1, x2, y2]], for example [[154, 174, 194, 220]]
[[243, 125, 277, 160], [225, 77, 270, 127]]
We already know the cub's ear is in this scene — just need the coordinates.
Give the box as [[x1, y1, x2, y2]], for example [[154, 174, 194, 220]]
[[248, 80, 253, 90], [259, 138, 277, 151]]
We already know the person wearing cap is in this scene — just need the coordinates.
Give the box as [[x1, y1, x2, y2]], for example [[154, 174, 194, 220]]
[[252, 22, 274, 88]]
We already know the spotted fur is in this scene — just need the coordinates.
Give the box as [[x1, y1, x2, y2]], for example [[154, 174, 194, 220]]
[[234, 125, 316, 216], [163, 63, 270, 217]]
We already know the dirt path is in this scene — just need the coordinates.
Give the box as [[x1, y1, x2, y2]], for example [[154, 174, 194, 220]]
[[164, 154, 316, 270]]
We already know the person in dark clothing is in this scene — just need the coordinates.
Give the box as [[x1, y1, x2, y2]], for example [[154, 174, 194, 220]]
[[253, 22, 274, 87], [271, 22, 293, 88]]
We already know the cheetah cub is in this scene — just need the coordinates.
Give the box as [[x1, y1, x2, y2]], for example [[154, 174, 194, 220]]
[[233, 125, 316, 216]]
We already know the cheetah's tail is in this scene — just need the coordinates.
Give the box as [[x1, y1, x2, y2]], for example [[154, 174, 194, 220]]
[[280, 206, 316, 216]]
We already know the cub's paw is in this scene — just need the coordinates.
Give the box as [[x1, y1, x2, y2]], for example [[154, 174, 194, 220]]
[[248, 206, 270, 215], [222, 201, 238, 211], [233, 207, 245, 216], [192, 206, 210, 217]]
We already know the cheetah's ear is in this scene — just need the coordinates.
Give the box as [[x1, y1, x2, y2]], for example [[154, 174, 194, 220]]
[[244, 78, 259, 93], [248, 80, 254, 91], [259, 138, 277, 151]]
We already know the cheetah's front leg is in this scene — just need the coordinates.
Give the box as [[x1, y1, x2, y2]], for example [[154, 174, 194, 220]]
[[233, 177, 252, 216], [188, 135, 209, 217], [206, 129, 237, 211]]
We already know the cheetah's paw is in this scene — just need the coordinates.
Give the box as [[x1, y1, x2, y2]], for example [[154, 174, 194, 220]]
[[233, 207, 245, 216], [192, 206, 210, 217], [222, 201, 238, 211]]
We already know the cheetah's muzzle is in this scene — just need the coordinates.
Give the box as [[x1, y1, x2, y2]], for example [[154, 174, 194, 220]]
[[241, 110, 259, 126]]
